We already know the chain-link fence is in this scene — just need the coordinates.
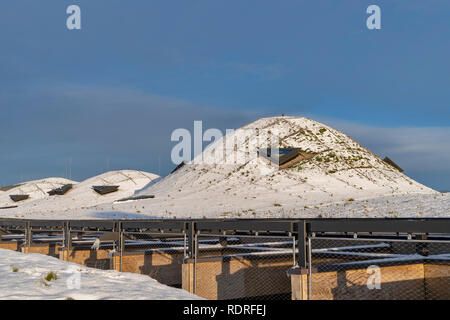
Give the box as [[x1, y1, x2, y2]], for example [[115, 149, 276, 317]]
[[2, 218, 450, 301], [192, 234, 296, 300], [0, 222, 26, 252], [306, 235, 450, 300], [62, 227, 116, 269]]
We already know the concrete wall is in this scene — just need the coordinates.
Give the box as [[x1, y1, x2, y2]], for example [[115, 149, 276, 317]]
[[183, 255, 293, 300], [111, 250, 184, 286], [0, 241, 20, 251], [290, 262, 450, 300], [424, 263, 450, 300], [21, 243, 62, 258], [59, 247, 112, 270]]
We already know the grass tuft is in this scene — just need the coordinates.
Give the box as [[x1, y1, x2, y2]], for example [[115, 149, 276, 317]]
[[45, 272, 58, 282]]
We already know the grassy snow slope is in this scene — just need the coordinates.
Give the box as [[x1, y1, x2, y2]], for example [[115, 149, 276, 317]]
[[1, 170, 159, 216], [0, 117, 440, 219], [0, 248, 200, 300], [0, 178, 76, 207], [112, 116, 434, 217]]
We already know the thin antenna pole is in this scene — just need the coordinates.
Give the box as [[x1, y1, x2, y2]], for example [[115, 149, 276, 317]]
[[69, 157, 72, 180]]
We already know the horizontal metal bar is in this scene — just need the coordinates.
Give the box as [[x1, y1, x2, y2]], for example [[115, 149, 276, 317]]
[[121, 220, 186, 230], [124, 231, 185, 236], [311, 236, 450, 244], [68, 220, 116, 229], [196, 233, 292, 239], [30, 220, 65, 228], [0, 218, 449, 235], [0, 219, 27, 227], [195, 220, 296, 233], [309, 219, 450, 234]]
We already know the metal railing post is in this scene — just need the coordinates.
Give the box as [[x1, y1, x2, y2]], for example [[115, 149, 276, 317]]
[[183, 231, 187, 259], [64, 221, 71, 261], [25, 221, 32, 248], [119, 222, 124, 272], [296, 220, 307, 268], [187, 221, 196, 258], [193, 232, 199, 295], [307, 236, 312, 300], [292, 235, 296, 266]]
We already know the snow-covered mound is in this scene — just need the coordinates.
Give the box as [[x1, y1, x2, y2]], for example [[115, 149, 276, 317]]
[[108, 116, 435, 218], [3, 170, 159, 215], [0, 117, 439, 219], [0, 248, 200, 300], [0, 178, 76, 208]]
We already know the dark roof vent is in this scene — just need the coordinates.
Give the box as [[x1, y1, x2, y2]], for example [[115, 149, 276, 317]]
[[48, 184, 73, 196], [116, 195, 155, 202], [0, 205, 18, 210], [10, 194, 30, 202], [383, 157, 404, 172], [170, 161, 185, 174], [92, 185, 119, 195], [257, 148, 314, 169]]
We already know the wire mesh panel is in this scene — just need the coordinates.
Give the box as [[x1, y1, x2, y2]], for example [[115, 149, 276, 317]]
[[120, 231, 187, 288], [0, 223, 26, 252], [25, 227, 65, 258], [2, 218, 449, 301], [64, 229, 116, 270], [193, 234, 296, 300], [308, 235, 450, 300]]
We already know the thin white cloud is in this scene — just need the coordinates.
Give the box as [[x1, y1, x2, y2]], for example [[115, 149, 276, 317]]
[[0, 84, 263, 184]]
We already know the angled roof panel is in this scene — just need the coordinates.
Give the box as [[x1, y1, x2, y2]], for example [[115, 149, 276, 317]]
[[48, 184, 73, 196], [383, 157, 404, 172], [92, 185, 119, 195], [10, 194, 30, 202], [258, 148, 304, 166], [115, 195, 155, 202], [170, 161, 185, 174]]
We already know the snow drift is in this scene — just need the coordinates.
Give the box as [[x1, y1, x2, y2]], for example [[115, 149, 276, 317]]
[[0, 248, 200, 300]]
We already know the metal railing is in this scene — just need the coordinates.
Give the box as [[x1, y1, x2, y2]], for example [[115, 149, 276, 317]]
[[0, 217, 449, 300]]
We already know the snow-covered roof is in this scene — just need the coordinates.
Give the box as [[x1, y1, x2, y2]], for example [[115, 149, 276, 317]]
[[0, 178, 76, 207], [108, 116, 434, 218], [0, 170, 159, 215], [0, 117, 442, 219]]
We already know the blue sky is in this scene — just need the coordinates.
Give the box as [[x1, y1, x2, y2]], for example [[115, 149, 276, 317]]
[[0, 1, 449, 190]]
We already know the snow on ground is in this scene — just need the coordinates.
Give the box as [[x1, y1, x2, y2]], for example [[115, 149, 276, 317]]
[[0, 178, 76, 208], [0, 248, 200, 300], [1, 170, 159, 217], [0, 117, 446, 220], [1, 192, 446, 220]]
